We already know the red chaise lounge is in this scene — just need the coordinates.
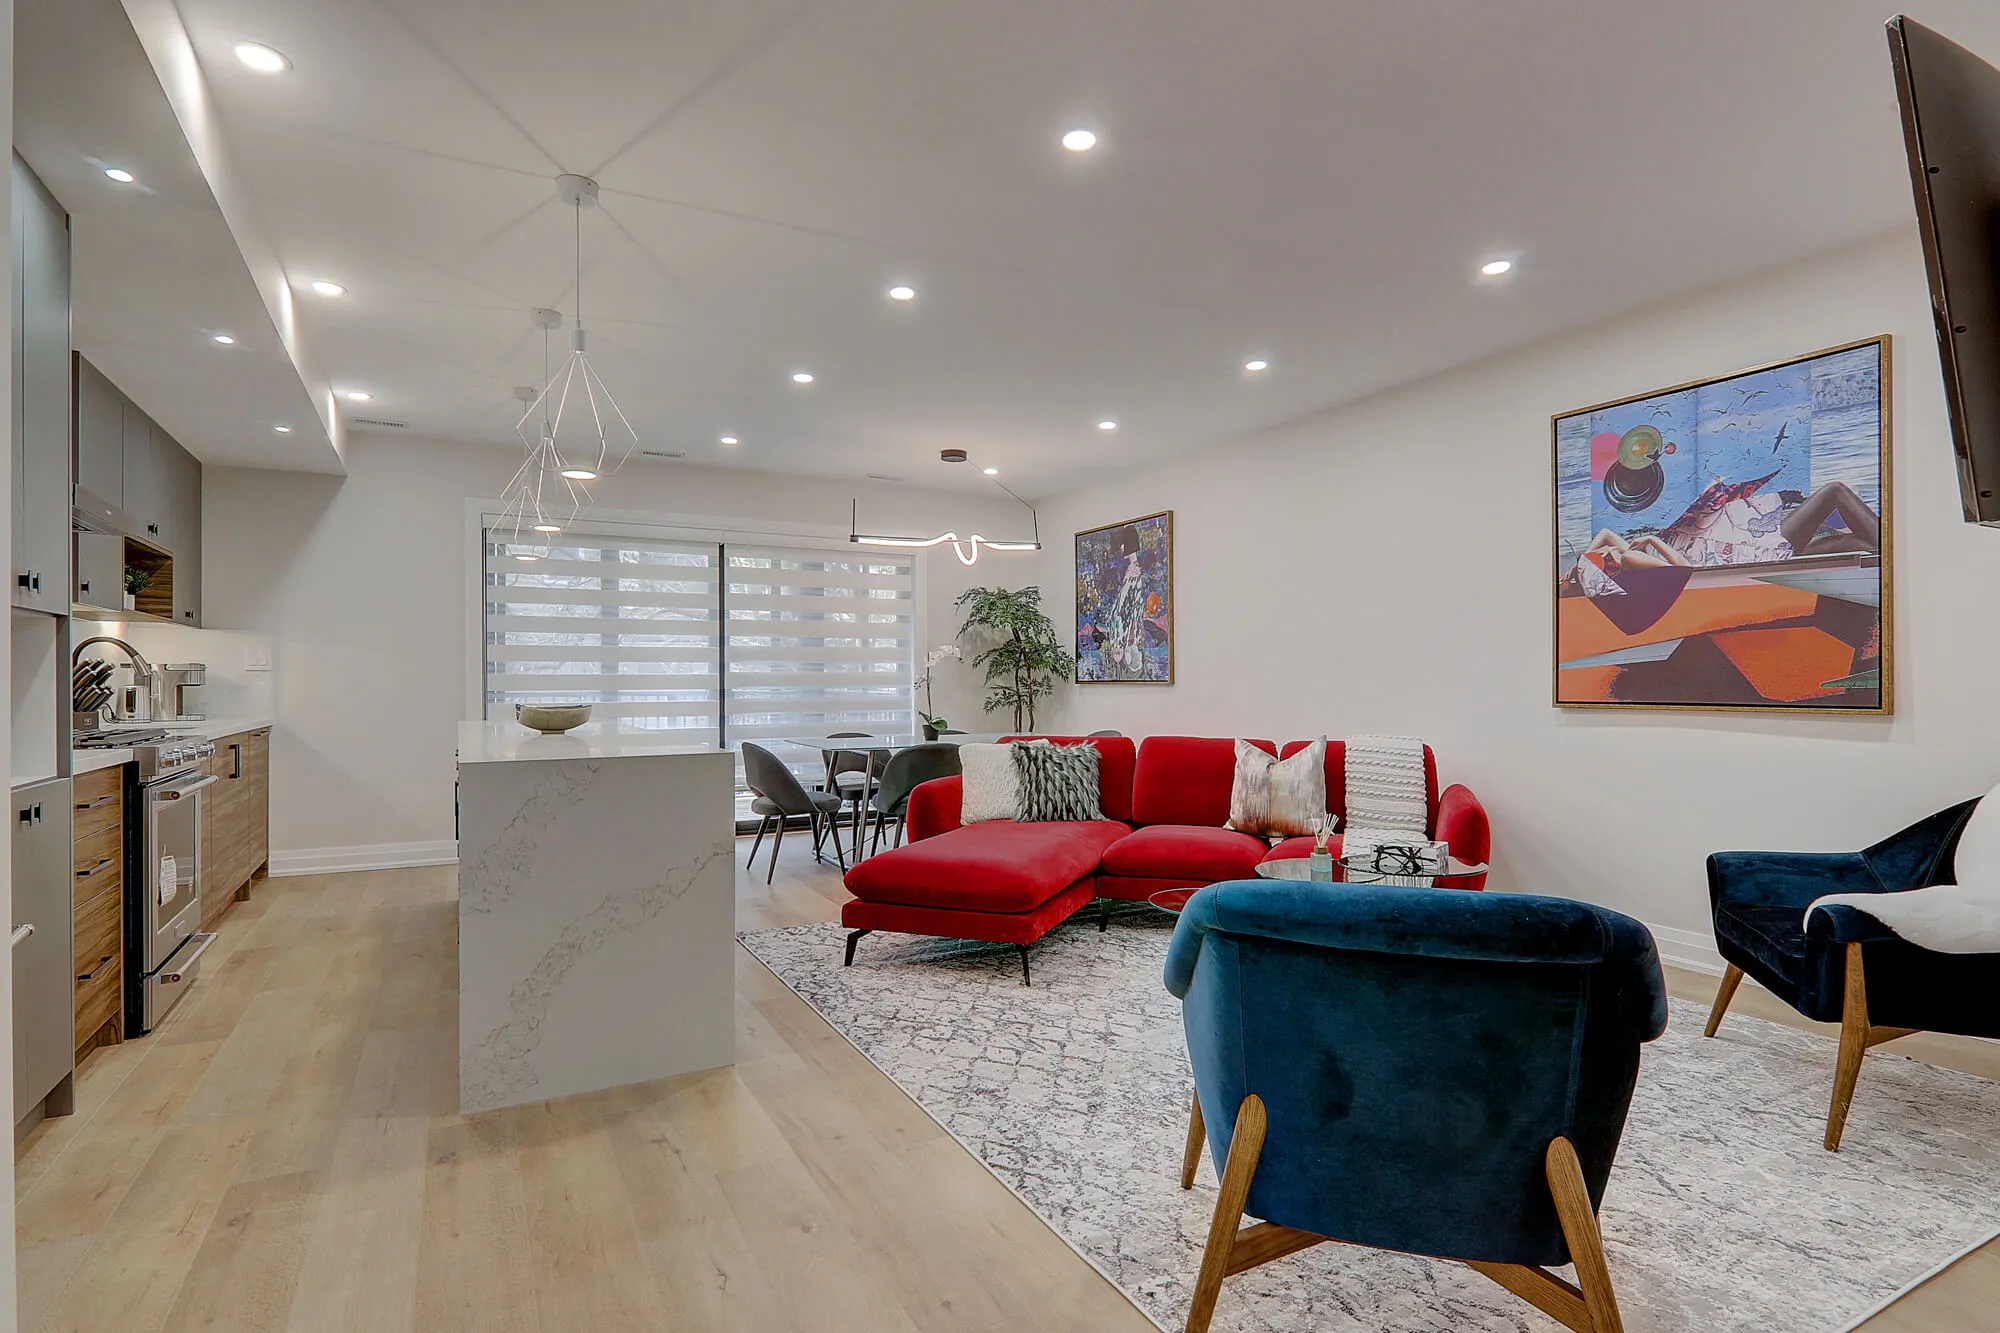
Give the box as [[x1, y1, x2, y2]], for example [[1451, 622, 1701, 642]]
[[839, 734, 1490, 982]]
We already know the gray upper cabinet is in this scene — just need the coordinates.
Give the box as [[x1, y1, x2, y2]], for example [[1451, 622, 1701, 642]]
[[13, 155, 71, 614], [165, 436, 201, 624], [73, 354, 122, 509], [122, 400, 167, 545]]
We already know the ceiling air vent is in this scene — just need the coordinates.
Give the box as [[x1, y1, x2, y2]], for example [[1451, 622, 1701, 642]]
[[640, 449, 685, 460], [349, 416, 408, 429], [866, 473, 903, 482]]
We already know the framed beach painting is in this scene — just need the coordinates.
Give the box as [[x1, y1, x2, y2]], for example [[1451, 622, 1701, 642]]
[[1075, 511, 1174, 683], [1553, 336, 1891, 713]]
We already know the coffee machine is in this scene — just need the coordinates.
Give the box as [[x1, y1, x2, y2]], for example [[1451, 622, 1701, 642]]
[[157, 663, 206, 720]]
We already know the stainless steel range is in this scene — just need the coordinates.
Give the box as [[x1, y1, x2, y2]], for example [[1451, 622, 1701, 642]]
[[77, 730, 219, 1032]]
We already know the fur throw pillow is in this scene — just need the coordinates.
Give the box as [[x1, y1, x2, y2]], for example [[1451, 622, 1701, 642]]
[[1228, 737, 1328, 838], [959, 743, 1024, 823], [1014, 743, 1105, 822]]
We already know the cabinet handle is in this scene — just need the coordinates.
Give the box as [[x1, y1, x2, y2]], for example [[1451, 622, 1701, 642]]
[[76, 954, 114, 983], [10, 924, 33, 948], [30, 572, 40, 592], [147, 524, 158, 534], [76, 858, 115, 879], [79, 580, 89, 595], [75, 794, 116, 811], [14, 573, 27, 590], [231, 744, 243, 780]]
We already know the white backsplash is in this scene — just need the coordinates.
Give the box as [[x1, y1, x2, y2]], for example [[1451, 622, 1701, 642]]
[[73, 620, 275, 722]]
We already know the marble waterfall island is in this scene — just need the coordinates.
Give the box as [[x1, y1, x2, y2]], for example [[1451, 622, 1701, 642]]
[[455, 722, 736, 1114]]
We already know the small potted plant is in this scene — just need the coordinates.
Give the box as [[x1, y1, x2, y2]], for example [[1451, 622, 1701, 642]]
[[122, 566, 151, 612], [916, 643, 961, 741]]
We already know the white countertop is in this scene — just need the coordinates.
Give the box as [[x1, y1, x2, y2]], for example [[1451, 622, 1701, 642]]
[[457, 720, 720, 765], [70, 717, 274, 776]]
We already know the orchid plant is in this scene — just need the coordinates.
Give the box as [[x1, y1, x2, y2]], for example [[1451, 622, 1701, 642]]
[[916, 643, 962, 735]]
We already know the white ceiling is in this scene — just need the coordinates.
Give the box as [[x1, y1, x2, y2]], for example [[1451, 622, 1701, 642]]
[[38, 1, 2000, 494]]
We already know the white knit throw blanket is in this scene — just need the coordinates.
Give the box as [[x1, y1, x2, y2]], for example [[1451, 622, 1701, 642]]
[[1343, 735, 1433, 887]]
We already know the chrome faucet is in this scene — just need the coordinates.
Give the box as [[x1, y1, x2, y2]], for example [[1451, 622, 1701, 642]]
[[73, 636, 160, 720]]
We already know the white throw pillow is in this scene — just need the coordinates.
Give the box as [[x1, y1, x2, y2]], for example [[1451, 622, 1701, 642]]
[[1952, 781, 2000, 886], [959, 743, 1021, 823]]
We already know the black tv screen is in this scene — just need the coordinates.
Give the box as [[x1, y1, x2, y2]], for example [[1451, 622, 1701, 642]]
[[1888, 16, 2000, 525]]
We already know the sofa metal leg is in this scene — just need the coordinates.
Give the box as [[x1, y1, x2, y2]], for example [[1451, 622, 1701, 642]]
[[844, 928, 871, 967], [1703, 964, 1744, 1038], [1099, 897, 1111, 932], [1017, 944, 1032, 987], [1180, 1092, 1205, 1190]]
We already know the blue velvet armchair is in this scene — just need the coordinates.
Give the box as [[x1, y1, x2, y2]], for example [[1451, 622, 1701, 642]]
[[1706, 797, 2000, 1150], [1164, 881, 1666, 1333]]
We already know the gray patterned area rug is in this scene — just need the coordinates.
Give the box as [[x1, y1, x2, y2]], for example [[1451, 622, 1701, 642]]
[[740, 910, 2000, 1333]]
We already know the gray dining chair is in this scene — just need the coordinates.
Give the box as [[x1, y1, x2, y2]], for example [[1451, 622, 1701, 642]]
[[1087, 729, 1122, 737], [742, 743, 848, 883], [866, 743, 963, 854], [825, 731, 887, 837]]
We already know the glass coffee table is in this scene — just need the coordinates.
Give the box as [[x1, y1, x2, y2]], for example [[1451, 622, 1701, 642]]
[[1147, 853, 1488, 914]]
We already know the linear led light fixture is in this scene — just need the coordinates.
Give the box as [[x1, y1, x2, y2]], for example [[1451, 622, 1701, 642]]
[[849, 450, 1041, 566]]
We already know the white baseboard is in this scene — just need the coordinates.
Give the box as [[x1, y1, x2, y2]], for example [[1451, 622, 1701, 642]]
[[1646, 921, 1725, 976], [268, 840, 459, 877]]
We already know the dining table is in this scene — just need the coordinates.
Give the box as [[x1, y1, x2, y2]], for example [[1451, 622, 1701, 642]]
[[768, 733, 1007, 862]]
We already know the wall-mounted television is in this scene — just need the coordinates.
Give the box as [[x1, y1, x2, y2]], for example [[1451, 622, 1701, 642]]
[[1888, 16, 2000, 525]]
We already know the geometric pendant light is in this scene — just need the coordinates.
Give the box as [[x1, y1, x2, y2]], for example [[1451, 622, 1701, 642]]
[[495, 314, 592, 562], [511, 173, 640, 484]]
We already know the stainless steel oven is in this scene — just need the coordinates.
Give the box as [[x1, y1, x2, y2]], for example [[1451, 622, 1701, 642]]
[[135, 746, 217, 1031]]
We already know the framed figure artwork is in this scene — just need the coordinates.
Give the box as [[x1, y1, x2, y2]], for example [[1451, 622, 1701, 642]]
[[1075, 511, 1173, 683], [1554, 336, 1891, 713]]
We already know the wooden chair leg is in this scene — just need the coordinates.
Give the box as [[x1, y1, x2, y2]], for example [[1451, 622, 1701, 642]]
[[1547, 1137, 1624, 1333], [1703, 964, 1744, 1038], [1180, 1092, 1206, 1190], [1826, 941, 1871, 1152], [1185, 1094, 1266, 1333]]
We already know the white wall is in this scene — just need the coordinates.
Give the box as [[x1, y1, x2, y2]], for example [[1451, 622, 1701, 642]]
[[1033, 230, 2000, 960], [200, 436, 1026, 864]]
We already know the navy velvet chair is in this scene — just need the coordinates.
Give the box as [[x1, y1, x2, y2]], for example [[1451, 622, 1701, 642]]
[[1164, 881, 1665, 1333], [1705, 798, 2000, 1150]]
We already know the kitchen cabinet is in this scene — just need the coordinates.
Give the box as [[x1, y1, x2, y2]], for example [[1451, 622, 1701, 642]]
[[201, 728, 270, 926], [71, 355, 202, 625], [70, 766, 124, 1063], [12, 154, 71, 614], [73, 353, 122, 509], [13, 777, 75, 1128], [73, 531, 121, 610]]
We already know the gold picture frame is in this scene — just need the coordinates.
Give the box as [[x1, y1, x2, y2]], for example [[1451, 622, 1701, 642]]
[[1552, 334, 1892, 714], [1075, 510, 1174, 685]]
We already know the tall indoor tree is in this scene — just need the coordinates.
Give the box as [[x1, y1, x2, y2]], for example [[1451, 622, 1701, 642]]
[[955, 586, 1072, 732]]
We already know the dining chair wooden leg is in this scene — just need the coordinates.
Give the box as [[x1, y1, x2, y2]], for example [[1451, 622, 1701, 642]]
[[766, 819, 785, 885], [1703, 964, 1744, 1038], [1827, 942, 1872, 1152], [1180, 1092, 1206, 1190], [1185, 1094, 1267, 1333], [746, 814, 772, 868], [1546, 1136, 1624, 1333]]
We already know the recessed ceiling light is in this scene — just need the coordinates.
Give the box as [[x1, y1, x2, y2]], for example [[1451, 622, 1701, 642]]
[[1479, 258, 1514, 277], [342, 390, 371, 402], [560, 466, 598, 481], [1244, 359, 1269, 373], [1061, 129, 1098, 152], [719, 435, 740, 446], [212, 334, 235, 345], [983, 466, 999, 476], [887, 284, 917, 302], [792, 371, 815, 385], [103, 168, 135, 184], [234, 42, 291, 74], [532, 524, 562, 534], [1097, 419, 1118, 431], [309, 280, 346, 297], [273, 425, 292, 433]]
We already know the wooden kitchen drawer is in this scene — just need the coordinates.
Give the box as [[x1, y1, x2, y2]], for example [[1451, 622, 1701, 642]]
[[72, 822, 122, 908], [72, 767, 123, 842], [72, 887, 122, 1054]]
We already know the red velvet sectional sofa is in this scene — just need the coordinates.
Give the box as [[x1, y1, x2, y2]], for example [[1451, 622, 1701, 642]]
[[840, 735, 1490, 981]]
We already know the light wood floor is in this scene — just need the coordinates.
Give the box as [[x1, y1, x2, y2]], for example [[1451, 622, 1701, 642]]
[[12, 845, 1999, 1331]]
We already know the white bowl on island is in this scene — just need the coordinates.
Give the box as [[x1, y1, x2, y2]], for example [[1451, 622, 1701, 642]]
[[515, 703, 592, 734]]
